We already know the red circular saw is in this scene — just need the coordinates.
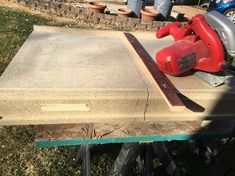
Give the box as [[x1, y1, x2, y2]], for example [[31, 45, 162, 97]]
[[156, 11, 235, 76]]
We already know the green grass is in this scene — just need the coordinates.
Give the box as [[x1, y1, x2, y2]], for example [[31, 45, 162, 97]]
[[0, 6, 81, 175], [0, 126, 80, 175], [0, 6, 124, 176], [0, 5, 232, 176]]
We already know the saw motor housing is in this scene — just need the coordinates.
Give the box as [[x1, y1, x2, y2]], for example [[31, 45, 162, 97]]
[[156, 11, 228, 76]]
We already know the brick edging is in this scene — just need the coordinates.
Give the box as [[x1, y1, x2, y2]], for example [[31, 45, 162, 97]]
[[8, 0, 183, 31]]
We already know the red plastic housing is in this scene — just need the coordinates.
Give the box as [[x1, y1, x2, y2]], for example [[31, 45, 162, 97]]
[[156, 14, 225, 76]]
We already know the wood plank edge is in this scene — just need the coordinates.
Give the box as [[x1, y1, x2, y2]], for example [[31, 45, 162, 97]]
[[123, 32, 185, 111]]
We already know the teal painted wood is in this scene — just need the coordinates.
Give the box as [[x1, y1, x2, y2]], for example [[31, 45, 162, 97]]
[[36, 133, 235, 148]]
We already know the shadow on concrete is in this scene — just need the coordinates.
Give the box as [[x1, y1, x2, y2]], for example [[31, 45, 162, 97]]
[[199, 87, 235, 176]]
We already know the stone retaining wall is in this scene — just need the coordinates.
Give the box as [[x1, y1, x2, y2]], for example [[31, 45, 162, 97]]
[[8, 0, 177, 31]]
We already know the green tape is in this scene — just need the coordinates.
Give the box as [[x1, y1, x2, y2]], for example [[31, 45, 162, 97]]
[[36, 133, 235, 148]]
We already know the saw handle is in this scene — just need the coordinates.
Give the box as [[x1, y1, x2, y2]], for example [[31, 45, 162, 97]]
[[156, 22, 181, 39]]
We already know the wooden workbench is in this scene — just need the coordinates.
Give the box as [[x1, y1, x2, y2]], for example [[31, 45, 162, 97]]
[[1, 26, 235, 146]]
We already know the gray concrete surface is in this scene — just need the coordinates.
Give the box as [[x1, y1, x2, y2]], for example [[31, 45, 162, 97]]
[[0, 26, 233, 125]]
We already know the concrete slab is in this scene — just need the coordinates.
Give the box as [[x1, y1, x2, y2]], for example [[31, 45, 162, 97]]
[[0, 26, 235, 125], [0, 26, 157, 125], [0, 30, 144, 89]]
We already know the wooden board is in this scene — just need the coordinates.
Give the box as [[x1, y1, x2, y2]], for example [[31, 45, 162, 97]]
[[0, 25, 235, 125], [35, 120, 235, 147], [124, 32, 185, 111]]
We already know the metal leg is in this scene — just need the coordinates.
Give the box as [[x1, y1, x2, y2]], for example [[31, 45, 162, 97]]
[[75, 144, 91, 176], [136, 155, 145, 176], [144, 144, 153, 176], [74, 142, 179, 176], [107, 142, 143, 176], [195, 140, 215, 164], [152, 142, 180, 176]]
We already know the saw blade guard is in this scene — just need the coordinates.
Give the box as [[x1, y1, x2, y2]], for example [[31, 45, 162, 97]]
[[204, 10, 235, 57]]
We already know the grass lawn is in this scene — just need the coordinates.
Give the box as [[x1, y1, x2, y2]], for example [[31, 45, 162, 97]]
[[0, 6, 79, 175], [0, 5, 231, 176]]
